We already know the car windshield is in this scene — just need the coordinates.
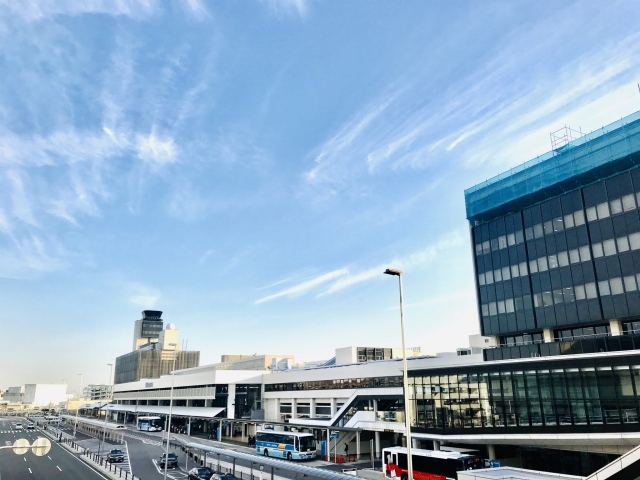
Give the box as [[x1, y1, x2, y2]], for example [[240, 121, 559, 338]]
[[198, 468, 212, 474], [111, 450, 123, 454], [298, 436, 316, 450], [164, 454, 177, 459]]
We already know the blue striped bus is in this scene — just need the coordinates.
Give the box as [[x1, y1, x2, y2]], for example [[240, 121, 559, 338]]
[[256, 430, 317, 460]]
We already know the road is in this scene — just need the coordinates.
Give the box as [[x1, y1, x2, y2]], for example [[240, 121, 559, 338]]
[[0, 417, 109, 480]]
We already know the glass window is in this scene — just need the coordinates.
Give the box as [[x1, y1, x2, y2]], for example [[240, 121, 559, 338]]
[[564, 286, 575, 303], [603, 239, 617, 256], [478, 273, 486, 286], [538, 256, 549, 272], [579, 245, 591, 261], [599, 280, 611, 296], [481, 304, 489, 316], [592, 242, 604, 258], [575, 284, 586, 300], [558, 251, 569, 267], [505, 298, 515, 313], [564, 213, 575, 229], [548, 254, 558, 269], [475, 244, 483, 256], [624, 275, 637, 292], [586, 206, 598, 222], [511, 264, 520, 278], [610, 277, 624, 295], [489, 302, 497, 316], [585, 282, 598, 299], [574, 210, 585, 226], [534, 223, 544, 239], [630, 232, 640, 250], [498, 300, 506, 314], [543, 221, 553, 236], [515, 230, 524, 244], [529, 260, 538, 274], [553, 289, 564, 305], [533, 293, 542, 308], [482, 241, 490, 254], [502, 266, 511, 281], [597, 202, 610, 219], [569, 249, 580, 264], [491, 238, 499, 251], [618, 236, 630, 253], [553, 217, 564, 232], [525, 227, 534, 241], [498, 235, 507, 249], [610, 198, 623, 215], [519, 261, 528, 275], [494, 268, 502, 282], [514, 297, 524, 311], [507, 233, 516, 246], [542, 291, 553, 307], [486, 271, 494, 284], [622, 194, 636, 211]]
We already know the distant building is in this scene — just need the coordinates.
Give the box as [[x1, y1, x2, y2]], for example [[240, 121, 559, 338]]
[[334, 346, 423, 365], [3, 384, 67, 407], [132, 310, 164, 351], [115, 320, 199, 384], [83, 384, 112, 401], [3, 386, 24, 403]]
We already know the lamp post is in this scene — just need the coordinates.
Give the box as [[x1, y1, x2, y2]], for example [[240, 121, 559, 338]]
[[98, 363, 113, 458], [73, 374, 83, 439], [384, 268, 413, 480], [163, 343, 178, 480]]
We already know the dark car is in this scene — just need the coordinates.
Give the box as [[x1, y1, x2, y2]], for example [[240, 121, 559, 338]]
[[108, 449, 125, 463], [159, 453, 179, 469], [188, 467, 215, 479], [211, 474, 237, 480]]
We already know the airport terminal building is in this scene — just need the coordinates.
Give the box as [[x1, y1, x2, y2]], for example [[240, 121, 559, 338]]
[[107, 111, 640, 477]]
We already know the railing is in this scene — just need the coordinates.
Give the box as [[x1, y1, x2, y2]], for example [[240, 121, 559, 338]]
[[484, 332, 640, 361]]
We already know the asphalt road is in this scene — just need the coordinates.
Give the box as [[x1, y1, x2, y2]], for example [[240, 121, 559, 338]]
[[0, 417, 109, 480]]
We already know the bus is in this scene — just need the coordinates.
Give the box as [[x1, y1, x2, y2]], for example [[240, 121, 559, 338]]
[[255, 430, 317, 460], [382, 447, 484, 480], [137, 416, 164, 432]]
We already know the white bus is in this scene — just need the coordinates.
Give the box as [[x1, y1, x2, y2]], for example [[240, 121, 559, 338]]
[[382, 447, 484, 480], [255, 430, 316, 460], [137, 416, 163, 432]]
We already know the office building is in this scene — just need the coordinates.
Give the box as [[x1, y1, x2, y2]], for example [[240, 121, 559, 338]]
[[132, 310, 164, 351], [83, 384, 112, 401]]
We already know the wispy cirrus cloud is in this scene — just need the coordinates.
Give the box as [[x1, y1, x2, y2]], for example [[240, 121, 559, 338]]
[[255, 268, 348, 304], [262, 0, 310, 18]]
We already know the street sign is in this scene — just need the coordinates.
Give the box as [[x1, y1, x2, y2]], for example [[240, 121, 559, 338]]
[[330, 433, 339, 439]]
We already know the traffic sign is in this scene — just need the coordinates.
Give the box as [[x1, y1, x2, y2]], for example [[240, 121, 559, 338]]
[[330, 433, 339, 439]]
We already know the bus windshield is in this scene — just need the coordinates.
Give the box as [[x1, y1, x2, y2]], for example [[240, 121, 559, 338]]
[[138, 416, 163, 431], [297, 436, 316, 451]]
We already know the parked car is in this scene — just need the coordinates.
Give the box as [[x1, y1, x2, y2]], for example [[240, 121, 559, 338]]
[[107, 449, 125, 463], [188, 467, 215, 479], [211, 474, 237, 480], [159, 453, 179, 469]]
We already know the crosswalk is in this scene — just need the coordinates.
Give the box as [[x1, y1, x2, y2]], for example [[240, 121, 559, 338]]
[[75, 437, 133, 474], [125, 432, 163, 446]]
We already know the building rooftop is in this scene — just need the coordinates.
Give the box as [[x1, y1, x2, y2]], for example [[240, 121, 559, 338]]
[[464, 110, 640, 224]]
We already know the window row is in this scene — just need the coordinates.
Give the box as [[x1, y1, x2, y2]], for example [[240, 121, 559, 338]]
[[500, 332, 544, 347], [524, 209, 586, 241], [264, 376, 403, 392], [528, 245, 591, 274], [555, 324, 611, 341], [533, 282, 598, 307], [592, 232, 640, 258], [481, 294, 533, 317], [478, 261, 529, 285], [475, 230, 525, 256], [598, 274, 640, 296], [586, 193, 640, 222]]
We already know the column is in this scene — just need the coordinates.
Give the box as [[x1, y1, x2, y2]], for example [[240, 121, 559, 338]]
[[310, 398, 316, 419], [356, 431, 360, 460], [374, 431, 381, 459], [610, 320, 623, 336], [227, 384, 236, 420], [275, 399, 281, 422], [433, 440, 441, 451], [543, 328, 554, 343], [487, 444, 496, 460], [330, 398, 337, 418], [292, 399, 298, 419], [188, 417, 191, 436]]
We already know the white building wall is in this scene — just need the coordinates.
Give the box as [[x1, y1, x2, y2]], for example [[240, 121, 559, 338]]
[[23, 384, 68, 407]]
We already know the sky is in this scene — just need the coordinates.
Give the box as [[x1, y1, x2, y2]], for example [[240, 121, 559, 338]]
[[1, 0, 640, 392]]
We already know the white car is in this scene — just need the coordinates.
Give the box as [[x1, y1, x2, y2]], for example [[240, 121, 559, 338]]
[[14, 423, 24, 431]]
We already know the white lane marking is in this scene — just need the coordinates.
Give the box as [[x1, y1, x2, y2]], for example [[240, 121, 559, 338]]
[[29, 468, 32, 473], [24, 457, 26, 461], [56, 440, 110, 480], [48, 455, 52, 460], [57, 466, 62, 471]]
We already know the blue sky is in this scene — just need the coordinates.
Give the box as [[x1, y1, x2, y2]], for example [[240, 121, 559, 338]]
[[1, 0, 640, 390]]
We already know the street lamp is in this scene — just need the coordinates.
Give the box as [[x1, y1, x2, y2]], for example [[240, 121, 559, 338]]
[[164, 343, 178, 480], [98, 363, 114, 458], [73, 373, 83, 439], [384, 268, 414, 480]]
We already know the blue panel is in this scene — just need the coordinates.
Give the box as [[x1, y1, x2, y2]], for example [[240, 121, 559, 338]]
[[465, 111, 640, 224]]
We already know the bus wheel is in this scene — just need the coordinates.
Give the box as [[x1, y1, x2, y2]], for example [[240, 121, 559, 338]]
[[287, 452, 292, 461], [263, 449, 269, 457]]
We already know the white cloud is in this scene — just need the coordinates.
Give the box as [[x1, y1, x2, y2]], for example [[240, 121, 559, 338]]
[[128, 283, 161, 308], [255, 269, 348, 304], [262, 0, 309, 18], [136, 132, 178, 165], [0, 0, 158, 21]]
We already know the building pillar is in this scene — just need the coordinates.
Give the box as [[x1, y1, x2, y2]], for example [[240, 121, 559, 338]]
[[310, 398, 316, 419], [411, 438, 418, 448], [373, 399, 378, 418], [217, 421, 222, 441], [292, 399, 298, 419], [610, 320, 623, 336], [433, 440, 440, 451], [230, 421, 234, 439], [356, 431, 360, 459], [374, 431, 381, 459], [543, 328, 554, 343], [188, 417, 191, 436], [275, 399, 280, 421], [487, 444, 496, 460], [330, 398, 337, 418], [227, 384, 236, 420]]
